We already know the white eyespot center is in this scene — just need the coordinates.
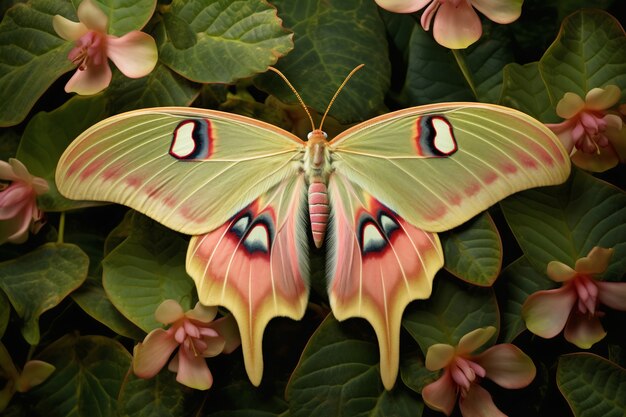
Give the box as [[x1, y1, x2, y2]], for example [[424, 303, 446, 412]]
[[432, 118, 456, 154], [362, 223, 385, 252], [245, 224, 269, 251], [171, 122, 196, 157]]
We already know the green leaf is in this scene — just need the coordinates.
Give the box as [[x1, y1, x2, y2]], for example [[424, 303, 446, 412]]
[[0, 1, 75, 126], [87, 0, 157, 36], [0, 291, 9, 338], [106, 63, 200, 112], [118, 371, 204, 417], [102, 214, 194, 332], [539, 9, 626, 104], [557, 353, 626, 417], [402, 275, 499, 352], [400, 349, 439, 395], [500, 62, 559, 122], [72, 279, 145, 340], [0, 243, 88, 344], [287, 314, 424, 417], [500, 168, 626, 280], [255, 0, 389, 124], [158, 0, 293, 83], [0, 128, 20, 160], [27, 334, 131, 417], [497, 256, 553, 343], [17, 94, 109, 212], [441, 212, 502, 286]]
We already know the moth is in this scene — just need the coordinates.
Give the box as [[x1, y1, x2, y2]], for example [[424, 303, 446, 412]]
[[56, 66, 570, 389]]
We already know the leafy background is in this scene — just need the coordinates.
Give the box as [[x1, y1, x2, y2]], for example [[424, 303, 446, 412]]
[[1, 0, 625, 416]]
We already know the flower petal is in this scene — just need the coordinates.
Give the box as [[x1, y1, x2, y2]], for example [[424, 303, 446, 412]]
[[155, 299, 185, 324], [201, 335, 226, 358], [546, 121, 577, 153], [457, 326, 496, 356], [597, 281, 626, 311], [185, 302, 218, 323], [0, 160, 18, 181], [575, 247, 613, 275], [132, 329, 179, 378], [374, 0, 432, 13], [585, 85, 621, 111], [473, 344, 536, 389], [106, 31, 158, 78], [570, 145, 619, 172], [31, 177, 49, 195], [52, 15, 88, 41], [522, 286, 577, 338], [547, 261, 577, 283], [459, 384, 507, 417], [555, 92, 585, 119], [471, 0, 522, 24], [176, 347, 213, 390], [77, 0, 108, 33], [563, 309, 606, 349], [433, 1, 482, 49], [606, 125, 626, 163], [425, 343, 456, 371], [422, 369, 458, 416], [65, 62, 112, 95], [209, 314, 241, 354]]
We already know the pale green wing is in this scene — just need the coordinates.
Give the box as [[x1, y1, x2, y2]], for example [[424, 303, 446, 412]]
[[329, 103, 570, 232], [56, 107, 305, 235]]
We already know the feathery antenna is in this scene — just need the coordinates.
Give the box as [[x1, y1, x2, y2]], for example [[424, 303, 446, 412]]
[[319, 64, 364, 132]]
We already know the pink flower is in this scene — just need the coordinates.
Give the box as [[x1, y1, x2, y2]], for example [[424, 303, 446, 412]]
[[133, 299, 240, 390], [52, 0, 158, 95], [546, 86, 624, 172], [374, 0, 522, 49], [0, 159, 49, 245], [422, 327, 536, 417], [522, 247, 626, 349]]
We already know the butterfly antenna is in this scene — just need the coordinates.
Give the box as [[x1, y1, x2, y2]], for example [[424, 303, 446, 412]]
[[319, 64, 365, 132], [267, 66, 316, 133]]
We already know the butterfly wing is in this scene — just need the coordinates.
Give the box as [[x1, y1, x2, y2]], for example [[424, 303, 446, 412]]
[[327, 173, 444, 390], [56, 107, 305, 235], [187, 174, 309, 386], [329, 103, 570, 232]]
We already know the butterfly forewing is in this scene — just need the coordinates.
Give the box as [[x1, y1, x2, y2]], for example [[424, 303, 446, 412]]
[[329, 103, 570, 232], [56, 107, 305, 235]]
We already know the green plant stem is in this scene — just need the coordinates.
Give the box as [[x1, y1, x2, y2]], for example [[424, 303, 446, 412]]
[[452, 49, 478, 99], [57, 212, 65, 244]]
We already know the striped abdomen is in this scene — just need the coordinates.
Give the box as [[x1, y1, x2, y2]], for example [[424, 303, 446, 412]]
[[308, 180, 329, 248]]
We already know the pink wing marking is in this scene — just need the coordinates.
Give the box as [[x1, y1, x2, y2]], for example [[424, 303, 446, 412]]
[[414, 115, 458, 157], [186, 177, 308, 386], [328, 175, 444, 390], [169, 119, 214, 160]]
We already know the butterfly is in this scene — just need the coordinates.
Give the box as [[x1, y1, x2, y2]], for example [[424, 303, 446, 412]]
[[55, 66, 570, 390]]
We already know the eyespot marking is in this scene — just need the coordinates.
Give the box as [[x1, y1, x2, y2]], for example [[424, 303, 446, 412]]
[[169, 119, 214, 160], [415, 115, 458, 157]]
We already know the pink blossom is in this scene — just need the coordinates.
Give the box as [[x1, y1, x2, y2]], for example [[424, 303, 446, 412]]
[[0, 159, 49, 245], [53, 0, 157, 95], [546, 86, 624, 172], [522, 247, 626, 349], [422, 327, 536, 417], [133, 299, 240, 390], [374, 0, 522, 49]]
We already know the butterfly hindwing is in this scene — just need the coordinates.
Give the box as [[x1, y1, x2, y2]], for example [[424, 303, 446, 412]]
[[186, 175, 309, 386], [327, 173, 444, 389], [330, 103, 570, 232], [56, 107, 305, 235]]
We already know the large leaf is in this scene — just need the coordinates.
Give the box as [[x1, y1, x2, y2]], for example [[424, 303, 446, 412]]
[[0, 291, 9, 338], [499, 62, 559, 122], [402, 275, 499, 353], [118, 371, 204, 417], [501, 168, 626, 280], [539, 9, 626, 104], [102, 214, 195, 332], [287, 315, 424, 416], [106, 63, 200, 112], [0, 1, 74, 126], [17, 94, 109, 212], [158, 0, 293, 83], [441, 212, 502, 287], [255, 0, 390, 124], [86, 0, 156, 36], [497, 256, 553, 343], [27, 334, 131, 417], [557, 353, 626, 417], [0, 243, 88, 344]]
